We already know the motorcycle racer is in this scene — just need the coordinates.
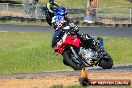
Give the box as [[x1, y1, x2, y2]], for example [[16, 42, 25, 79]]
[[51, 14, 98, 52], [44, 2, 113, 70]]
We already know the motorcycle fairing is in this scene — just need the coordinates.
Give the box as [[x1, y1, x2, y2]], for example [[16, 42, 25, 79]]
[[52, 30, 82, 53], [57, 35, 82, 53]]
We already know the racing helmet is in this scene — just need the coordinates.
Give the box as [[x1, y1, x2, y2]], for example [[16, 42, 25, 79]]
[[52, 15, 65, 30], [54, 7, 67, 16]]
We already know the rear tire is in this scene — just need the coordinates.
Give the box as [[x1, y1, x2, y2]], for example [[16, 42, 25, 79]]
[[99, 51, 113, 69], [62, 50, 83, 70]]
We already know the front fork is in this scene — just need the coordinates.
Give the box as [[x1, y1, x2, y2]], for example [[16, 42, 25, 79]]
[[70, 46, 78, 58], [70, 46, 85, 67], [95, 38, 105, 65]]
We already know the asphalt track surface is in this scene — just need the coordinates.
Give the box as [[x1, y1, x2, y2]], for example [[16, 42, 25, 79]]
[[0, 64, 132, 79], [0, 24, 132, 38], [0, 24, 131, 79]]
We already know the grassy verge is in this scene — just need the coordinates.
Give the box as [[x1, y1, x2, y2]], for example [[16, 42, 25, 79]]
[[105, 37, 132, 64], [0, 21, 95, 27], [0, 32, 70, 74], [0, 32, 131, 74], [51, 85, 86, 88], [100, 0, 132, 8], [65, 85, 86, 88], [0, 21, 49, 26], [11, 0, 132, 8]]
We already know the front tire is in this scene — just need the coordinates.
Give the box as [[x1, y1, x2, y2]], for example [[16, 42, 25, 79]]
[[62, 50, 83, 70], [98, 51, 113, 69]]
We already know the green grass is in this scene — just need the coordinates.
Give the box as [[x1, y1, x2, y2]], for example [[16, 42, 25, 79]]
[[105, 37, 132, 64], [39, 0, 87, 8], [0, 32, 131, 74], [0, 21, 49, 26], [100, 0, 132, 8], [65, 85, 87, 88], [0, 21, 99, 27], [0, 32, 70, 74], [11, 0, 87, 8], [50, 85, 87, 88], [10, 0, 132, 8]]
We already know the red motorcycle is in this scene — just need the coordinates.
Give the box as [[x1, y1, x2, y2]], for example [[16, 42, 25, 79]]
[[52, 29, 113, 70]]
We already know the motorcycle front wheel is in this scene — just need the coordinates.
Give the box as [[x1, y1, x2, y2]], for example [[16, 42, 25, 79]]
[[98, 51, 113, 69], [62, 50, 83, 70]]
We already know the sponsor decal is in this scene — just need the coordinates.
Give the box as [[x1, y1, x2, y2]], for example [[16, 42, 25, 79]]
[[79, 68, 131, 86]]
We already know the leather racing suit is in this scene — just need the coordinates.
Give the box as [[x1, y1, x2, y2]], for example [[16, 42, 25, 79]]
[[51, 16, 97, 51]]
